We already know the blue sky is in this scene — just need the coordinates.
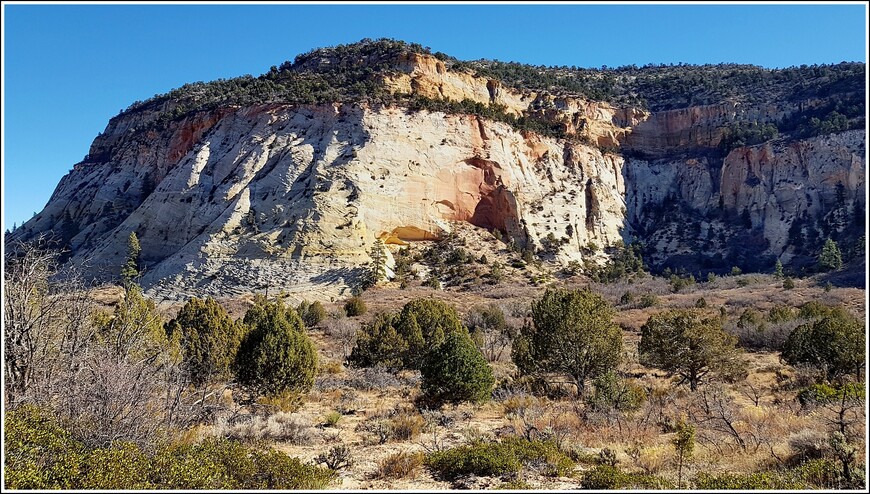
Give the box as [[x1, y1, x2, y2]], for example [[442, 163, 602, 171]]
[[3, 2, 867, 229]]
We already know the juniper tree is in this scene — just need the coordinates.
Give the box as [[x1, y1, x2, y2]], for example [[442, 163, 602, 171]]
[[421, 331, 495, 405], [347, 298, 465, 370], [512, 288, 622, 396], [639, 309, 746, 391], [781, 309, 864, 382], [234, 299, 318, 397], [164, 297, 245, 387]]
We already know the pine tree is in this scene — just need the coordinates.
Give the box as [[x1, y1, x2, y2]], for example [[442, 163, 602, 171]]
[[120, 232, 141, 287], [364, 239, 388, 289], [774, 259, 784, 278], [819, 238, 843, 271]]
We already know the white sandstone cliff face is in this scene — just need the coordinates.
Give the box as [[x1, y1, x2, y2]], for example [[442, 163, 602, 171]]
[[25, 102, 627, 301], [625, 129, 866, 266], [12, 52, 864, 300]]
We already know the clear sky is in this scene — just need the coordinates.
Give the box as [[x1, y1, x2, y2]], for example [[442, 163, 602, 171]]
[[2, 2, 867, 229]]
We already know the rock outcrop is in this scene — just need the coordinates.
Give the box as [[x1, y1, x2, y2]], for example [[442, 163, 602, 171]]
[[625, 129, 865, 272], [16, 101, 627, 300], [9, 42, 865, 300]]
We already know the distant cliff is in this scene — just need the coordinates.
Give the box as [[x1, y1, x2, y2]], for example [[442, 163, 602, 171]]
[[9, 39, 865, 300]]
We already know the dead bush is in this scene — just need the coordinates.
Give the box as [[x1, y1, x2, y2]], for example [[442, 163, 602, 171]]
[[498, 391, 539, 419], [214, 412, 315, 445], [390, 412, 424, 441], [334, 390, 363, 415], [374, 451, 424, 479], [256, 390, 304, 413], [318, 360, 344, 375], [315, 366, 404, 392], [323, 317, 359, 359], [357, 418, 392, 446], [788, 429, 830, 464], [314, 444, 353, 470], [724, 317, 805, 351]]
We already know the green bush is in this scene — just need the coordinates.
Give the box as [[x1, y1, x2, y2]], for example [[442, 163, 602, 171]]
[[795, 458, 849, 489], [489, 262, 505, 283], [151, 439, 335, 489], [796, 382, 865, 407], [424, 273, 442, 288], [693, 471, 807, 489], [165, 297, 245, 386], [464, 304, 507, 335], [767, 304, 798, 323], [427, 441, 520, 480], [738, 308, 767, 331], [234, 299, 318, 397], [3, 406, 335, 490], [718, 121, 779, 152], [581, 465, 674, 489], [348, 298, 465, 370], [669, 273, 696, 292], [798, 301, 846, 320], [637, 293, 659, 308], [781, 309, 865, 381], [421, 331, 495, 405], [585, 242, 646, 283], [296, 300, 327, 328], [589, 371, 647, 413], [78, 443, 152, 489], [3, 405, 87, 489], [496, 479, 533, 489], [426, 437, 573, 480], [344, 296, 367, 316]]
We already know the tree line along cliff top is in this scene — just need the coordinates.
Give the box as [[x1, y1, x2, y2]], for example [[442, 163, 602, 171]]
[[118, 38, 865, 137]]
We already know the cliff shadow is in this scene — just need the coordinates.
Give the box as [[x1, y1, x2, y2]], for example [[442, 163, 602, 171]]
[[310, 266, 369, 294]]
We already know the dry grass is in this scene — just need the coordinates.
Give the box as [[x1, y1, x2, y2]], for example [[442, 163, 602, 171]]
[[213, 411, 316, 445]]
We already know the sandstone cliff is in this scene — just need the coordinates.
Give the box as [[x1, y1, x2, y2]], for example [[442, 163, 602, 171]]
[[9, 40, 865, 299]]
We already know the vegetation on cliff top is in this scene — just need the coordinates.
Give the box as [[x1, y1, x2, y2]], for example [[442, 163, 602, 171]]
[[120, 38, 864, 139]]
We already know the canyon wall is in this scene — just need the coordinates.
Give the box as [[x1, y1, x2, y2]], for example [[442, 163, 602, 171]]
[[10, 51, 865, 300]]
